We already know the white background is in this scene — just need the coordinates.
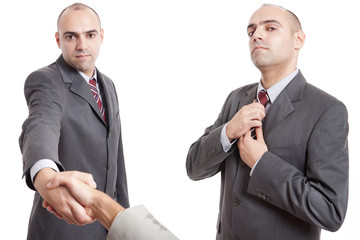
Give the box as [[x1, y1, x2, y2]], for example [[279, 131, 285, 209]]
[[0, 0, 359, 239]]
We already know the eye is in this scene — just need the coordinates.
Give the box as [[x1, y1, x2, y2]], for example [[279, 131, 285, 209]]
[[88, 33, 96, 38], [267, 27, 277, 31], [65, 35, 76, 40], [247, 29, 255, 37]]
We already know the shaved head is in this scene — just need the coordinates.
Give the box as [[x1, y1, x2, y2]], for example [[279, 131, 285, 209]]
[[261, 4, 302, 32], [57, 3, 101, 30]]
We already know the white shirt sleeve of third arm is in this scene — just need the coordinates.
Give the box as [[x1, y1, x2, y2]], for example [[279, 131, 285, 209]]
[[30, 159, 60, 183]]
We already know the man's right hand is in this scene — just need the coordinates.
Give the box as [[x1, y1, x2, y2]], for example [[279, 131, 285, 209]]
[[46, 171, 124, 230], [34, 168, 95, 225], [226, 102, 266, 141]]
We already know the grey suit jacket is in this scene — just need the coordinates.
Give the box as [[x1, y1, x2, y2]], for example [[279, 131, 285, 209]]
[[19, 55, 129, 240], [107, 205, 179, 240], [186, 71, 349, 240]]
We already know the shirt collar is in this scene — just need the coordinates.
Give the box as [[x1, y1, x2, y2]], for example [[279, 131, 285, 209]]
[[78, 69, 98, 84], [257, 69, 298, 103]]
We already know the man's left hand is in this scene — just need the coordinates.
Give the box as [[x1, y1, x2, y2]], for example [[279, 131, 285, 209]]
[[238, 127, 268, 168]]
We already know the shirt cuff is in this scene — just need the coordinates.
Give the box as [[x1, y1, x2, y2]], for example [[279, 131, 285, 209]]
[[220, 123, 237, 152], [30, 159, 60, 183], [249, 157, 262, 176]]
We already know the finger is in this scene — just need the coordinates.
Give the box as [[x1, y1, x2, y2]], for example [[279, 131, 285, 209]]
[[47, 172, 97, 189], [43, 200, 49, 208], [244, 130, 252, 138], [54, 201, 81, 225], [68, 199, 95, 225], [72, 171, 97, 188], [251, 120, 262, 129], [47, 206, 64, 220], [255, 127, 264, 141], [43, 201, 65, 220]]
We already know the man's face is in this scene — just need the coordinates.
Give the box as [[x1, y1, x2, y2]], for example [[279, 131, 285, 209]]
[[247, 6, 299, 70], [56, 8, 103, 77]]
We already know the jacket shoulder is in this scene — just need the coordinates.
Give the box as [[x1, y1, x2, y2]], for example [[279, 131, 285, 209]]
[[303, 82, 347, 110], [27, 62, 59, 79], [24, 62, 64, 99]]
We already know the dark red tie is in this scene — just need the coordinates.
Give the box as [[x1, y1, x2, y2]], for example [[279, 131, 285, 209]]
[[89, 78, 106, 122], [251, 90, 269, 139]]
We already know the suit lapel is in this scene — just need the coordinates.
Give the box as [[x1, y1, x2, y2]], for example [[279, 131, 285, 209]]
[[262, 71, 306, 137], [56, 55, 107, 127], [235, 84, 257, 113], [97, 71, 113, 128], [262, 90, 294, 137]]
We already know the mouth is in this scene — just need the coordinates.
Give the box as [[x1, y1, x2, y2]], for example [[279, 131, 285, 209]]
[[75, 54, 91, 59], [252, 46, 268, 54]]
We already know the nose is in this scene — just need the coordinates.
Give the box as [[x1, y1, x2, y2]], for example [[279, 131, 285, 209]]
[[252, 29, 263, 42], [76, 36, 88, 51]]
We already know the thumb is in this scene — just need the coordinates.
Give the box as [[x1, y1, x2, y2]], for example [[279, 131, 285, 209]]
[[46, 175, 64, 189], [255, 127, 264, 141]]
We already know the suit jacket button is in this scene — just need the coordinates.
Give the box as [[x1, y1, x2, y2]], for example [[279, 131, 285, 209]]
[[207, 147, 217, 158], [233, 200, 240, 207]]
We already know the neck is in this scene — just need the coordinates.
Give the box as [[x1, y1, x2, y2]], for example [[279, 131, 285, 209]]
[[259, 65, 297, 89], [84, 68, 96, 78]]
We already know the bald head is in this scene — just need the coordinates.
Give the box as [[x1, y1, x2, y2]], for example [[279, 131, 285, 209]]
[[260, 4, 301, 33], [57, 3, 101, 30]]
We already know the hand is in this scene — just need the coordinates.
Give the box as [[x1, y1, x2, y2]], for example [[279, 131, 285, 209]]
[[46, 171, 124, 230], [238, 127, 268, 168], [34, 168, 96, 225], [226, 102, 266, 141], [45, 171, 98, 218]]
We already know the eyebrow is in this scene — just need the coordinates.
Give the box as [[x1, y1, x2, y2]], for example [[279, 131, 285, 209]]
[[247, 19, 282, 30], [62, 29, 99, 37]]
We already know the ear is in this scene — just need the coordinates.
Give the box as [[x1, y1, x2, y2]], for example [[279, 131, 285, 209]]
[[100, 28, 104, 45], [294, 30, 305, 50], [55, 32, 61, 49]]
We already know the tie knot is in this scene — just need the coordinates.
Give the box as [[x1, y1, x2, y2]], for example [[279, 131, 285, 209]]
[[89, 78, 96, 86], [258, 90, 270, 107]]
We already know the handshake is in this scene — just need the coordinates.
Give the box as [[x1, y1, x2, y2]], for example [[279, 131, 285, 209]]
[[35, 169, 178, 240]]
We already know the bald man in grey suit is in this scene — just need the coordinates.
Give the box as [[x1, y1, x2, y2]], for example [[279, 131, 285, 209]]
[[19, 3, 129, 240], [186, 4, 348, 240]]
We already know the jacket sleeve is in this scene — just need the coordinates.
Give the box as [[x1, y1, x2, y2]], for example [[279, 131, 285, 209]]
[[107, 205, 179, 240], [247, 101, 349, 232], [19, 68, 65, 190], [186, 92, 235, 180]]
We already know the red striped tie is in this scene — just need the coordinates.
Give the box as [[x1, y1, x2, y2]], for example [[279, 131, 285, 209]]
[[89, 78, 106, 122], [251, 90, 269, 139]]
